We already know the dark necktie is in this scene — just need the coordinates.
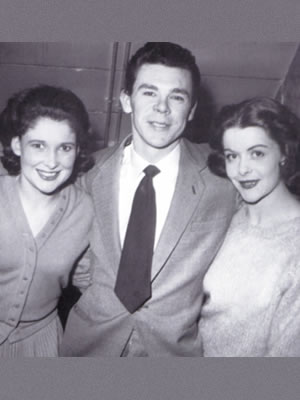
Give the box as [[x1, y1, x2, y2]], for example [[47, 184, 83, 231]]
[[114, 165, 160, 313]]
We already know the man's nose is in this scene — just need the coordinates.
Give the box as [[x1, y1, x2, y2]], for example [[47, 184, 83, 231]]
[[153, 97, 170, 114]]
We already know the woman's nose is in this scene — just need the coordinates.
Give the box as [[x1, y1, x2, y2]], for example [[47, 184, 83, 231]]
[[238, 157, 252, 175], [44, 150, 58, 169]]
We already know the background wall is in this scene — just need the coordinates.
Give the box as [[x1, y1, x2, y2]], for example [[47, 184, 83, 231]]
[[0, 42, 299, 158], [277, 46, 300, 115], [0, 42, 127, 150]]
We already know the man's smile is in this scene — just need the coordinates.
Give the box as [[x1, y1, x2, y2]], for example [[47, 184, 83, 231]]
[[149, 121, 170, 129]]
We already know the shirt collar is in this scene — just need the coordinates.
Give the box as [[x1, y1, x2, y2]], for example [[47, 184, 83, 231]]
[[123, 141, 181, 177]]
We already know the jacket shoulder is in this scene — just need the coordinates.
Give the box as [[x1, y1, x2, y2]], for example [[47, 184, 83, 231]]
[[182, 139, 235, 196], [93, 143, 119, 165], [182, 138, 210, 165], [83, 143, 120, 189]]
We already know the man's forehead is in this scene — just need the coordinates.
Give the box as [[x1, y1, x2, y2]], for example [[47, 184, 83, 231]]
[[133, 63, 192, 88]]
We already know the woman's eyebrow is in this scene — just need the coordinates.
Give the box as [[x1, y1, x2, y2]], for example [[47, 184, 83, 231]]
[[247, 144, 269, 150], [223, 144, 269, 152]]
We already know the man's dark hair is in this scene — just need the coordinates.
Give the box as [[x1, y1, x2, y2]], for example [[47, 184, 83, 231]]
[[124, 42, 201, 105]]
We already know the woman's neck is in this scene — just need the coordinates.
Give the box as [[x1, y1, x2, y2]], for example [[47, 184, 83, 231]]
[[16, 176, 61, 237], [17, 176, 59, 208], [245, 184, 300, 227]]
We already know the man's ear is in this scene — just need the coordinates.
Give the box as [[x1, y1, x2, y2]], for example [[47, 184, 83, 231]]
[[188, 101, 198, 122], [119, 90, 132, 114], [11, 136, 21, 156]]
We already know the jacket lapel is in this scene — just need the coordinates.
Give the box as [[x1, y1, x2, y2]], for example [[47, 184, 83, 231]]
[[90, 138, 208, 280], [151, 140, 207, 280]]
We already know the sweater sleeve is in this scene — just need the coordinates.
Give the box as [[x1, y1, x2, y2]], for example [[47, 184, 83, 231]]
[[266, 262, 300, 357]]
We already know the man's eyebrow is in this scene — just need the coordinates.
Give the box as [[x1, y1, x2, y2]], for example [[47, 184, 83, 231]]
[[136, 84, 191, 98], [172, 88, 190, 97], [137, 83, 158, 91]]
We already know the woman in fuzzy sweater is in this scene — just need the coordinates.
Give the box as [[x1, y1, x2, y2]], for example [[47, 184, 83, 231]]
[[200, 97, 300, 357]]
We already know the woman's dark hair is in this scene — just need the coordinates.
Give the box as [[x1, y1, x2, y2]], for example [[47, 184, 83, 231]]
[[0, 85, 94, 177], [124, 42, 201, 106], [208, 97, 300, 195]]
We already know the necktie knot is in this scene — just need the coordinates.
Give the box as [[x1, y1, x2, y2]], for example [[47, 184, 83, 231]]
[[143, 165, 160, 178]]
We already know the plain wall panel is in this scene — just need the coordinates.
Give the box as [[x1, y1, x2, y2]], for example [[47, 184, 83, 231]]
[[277, 45, 300, 117], [0, 42, 117, 69], [0, 64, 112, 111], [193, 43, 298, 79], [0, 43, 47, 65], [89, 112, 106, 140], [201, 75, 281, 109]]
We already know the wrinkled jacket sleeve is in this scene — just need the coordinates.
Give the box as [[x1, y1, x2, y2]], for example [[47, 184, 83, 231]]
[[72, 247, 92, 292]]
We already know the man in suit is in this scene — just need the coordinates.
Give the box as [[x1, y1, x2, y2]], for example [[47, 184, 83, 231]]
[[60, 42, 236, 356]]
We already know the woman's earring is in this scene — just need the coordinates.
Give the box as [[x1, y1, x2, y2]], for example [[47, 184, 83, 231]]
[[280, 158, 287, 167]]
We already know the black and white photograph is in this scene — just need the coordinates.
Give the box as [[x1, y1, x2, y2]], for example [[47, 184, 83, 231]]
[[1, 1, 300, 399]]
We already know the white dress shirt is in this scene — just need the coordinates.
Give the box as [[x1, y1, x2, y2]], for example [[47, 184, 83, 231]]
[[118, 142, 180, 249]]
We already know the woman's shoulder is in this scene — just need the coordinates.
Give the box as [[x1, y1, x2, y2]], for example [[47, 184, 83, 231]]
[[229, 204, 300, 246], [63, 182, 93, 212]]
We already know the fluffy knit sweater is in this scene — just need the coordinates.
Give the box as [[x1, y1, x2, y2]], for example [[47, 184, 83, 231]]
[[200, 206, 300, 357]]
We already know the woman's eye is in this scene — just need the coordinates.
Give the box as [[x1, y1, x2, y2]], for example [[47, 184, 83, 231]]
[[224, 153, 236, 161], [252, 150, 264, 158], [61, 145, 74, 152]]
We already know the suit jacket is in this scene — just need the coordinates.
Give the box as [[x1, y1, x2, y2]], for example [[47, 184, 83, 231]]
[[60, 137, 236, 356]]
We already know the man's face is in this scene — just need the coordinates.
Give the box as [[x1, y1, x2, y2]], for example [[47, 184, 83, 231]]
[[120, 63, 197, 162]]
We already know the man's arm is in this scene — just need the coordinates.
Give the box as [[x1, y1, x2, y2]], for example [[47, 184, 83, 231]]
[[72, 247, 92, 293]]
